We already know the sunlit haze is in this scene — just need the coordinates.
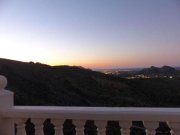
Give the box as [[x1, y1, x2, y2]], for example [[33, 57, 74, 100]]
[[0, 0, 180, 69]]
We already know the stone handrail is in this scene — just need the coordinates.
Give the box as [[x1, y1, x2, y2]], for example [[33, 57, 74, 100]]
[[1, 75, 180, 135], [4, 106, 180, 121]]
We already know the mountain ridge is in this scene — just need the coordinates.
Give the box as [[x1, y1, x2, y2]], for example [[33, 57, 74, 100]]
[[1, 58, 180, 107], [139, 65, 176, 75]]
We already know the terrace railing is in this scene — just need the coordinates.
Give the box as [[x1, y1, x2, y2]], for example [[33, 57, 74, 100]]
[[0, 75, 180, 135]]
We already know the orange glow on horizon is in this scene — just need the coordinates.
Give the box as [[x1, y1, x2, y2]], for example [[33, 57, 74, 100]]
[[48, 58, 147, 69]]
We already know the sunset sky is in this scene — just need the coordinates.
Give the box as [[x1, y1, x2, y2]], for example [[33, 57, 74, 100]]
[[0, 0, 180, 69]]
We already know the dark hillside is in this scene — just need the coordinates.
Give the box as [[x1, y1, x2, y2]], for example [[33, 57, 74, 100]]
[[139, 66, 176, 76], [1, 58, 180, 107], [0, 58, 136, 106]]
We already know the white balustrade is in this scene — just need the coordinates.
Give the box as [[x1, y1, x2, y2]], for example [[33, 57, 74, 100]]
[[15, 119, 27, 135], [73, 120, 86, 135], [1, 75, 180, 135], [95, 120, 107, 135], [31, 119, 45, 135], [119, 121, 131, 135], [144, 121, 158, 135], [168, 122, 180, 135], [0, 75, 14, 135], [51, 119, 64, 135]]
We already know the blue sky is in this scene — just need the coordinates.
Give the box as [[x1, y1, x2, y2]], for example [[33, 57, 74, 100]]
[[0, 0, 180, 69]]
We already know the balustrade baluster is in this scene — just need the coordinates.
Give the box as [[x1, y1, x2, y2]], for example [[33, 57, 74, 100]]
[[119, 121, 131, 135], [31, 119, 45, 135], [51, 119, 64, 135], [144, 121, 158, 135], [168, 122, 180, 135], [73, 120, 86, 135], [95, 120, 107, 135], [15, 119, 27, 135]]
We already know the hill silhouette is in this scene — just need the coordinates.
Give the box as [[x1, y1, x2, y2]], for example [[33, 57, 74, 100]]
[[1, 58, 180, 107], [139, 66, 176, 76], [0, 58, 135, 106]]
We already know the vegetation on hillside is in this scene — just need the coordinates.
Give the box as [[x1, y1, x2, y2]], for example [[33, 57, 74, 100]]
[[0, 58, 180, 107]]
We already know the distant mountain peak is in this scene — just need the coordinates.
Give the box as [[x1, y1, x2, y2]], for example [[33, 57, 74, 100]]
[[139, 65, 176, 75]]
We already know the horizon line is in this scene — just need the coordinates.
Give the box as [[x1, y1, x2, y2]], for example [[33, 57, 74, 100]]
[[0, 57, 180, 70]]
